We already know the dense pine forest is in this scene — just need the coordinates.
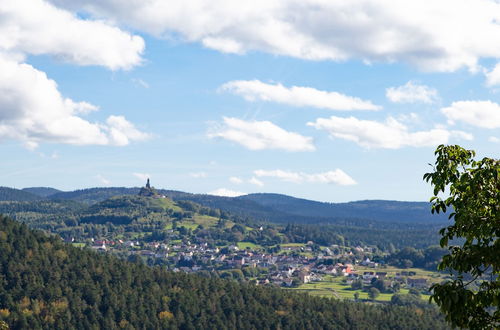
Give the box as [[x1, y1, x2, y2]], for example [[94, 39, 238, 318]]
[[0, 215, 449, 329]]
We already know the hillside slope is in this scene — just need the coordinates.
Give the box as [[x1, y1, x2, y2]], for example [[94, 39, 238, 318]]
[[49, 187, 139, 204], [10, 186, 445, 225], [239, 193, 444, 224], [22, 187, 62, 197], [0, 187, 42, 202]]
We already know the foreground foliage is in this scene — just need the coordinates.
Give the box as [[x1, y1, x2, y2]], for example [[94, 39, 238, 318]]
[[0, 215, 448, 329], [424, 145, 500, 329]]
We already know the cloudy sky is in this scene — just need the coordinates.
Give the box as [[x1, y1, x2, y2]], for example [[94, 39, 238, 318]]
[[1, 0, 499, 202]]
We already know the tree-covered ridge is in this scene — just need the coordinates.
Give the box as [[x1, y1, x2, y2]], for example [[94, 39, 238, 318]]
[[50, 187, 140, 205], [0, 194, 440, 250], [0, 186, 447, 249], [21, 187, 62, 198], [3, 186, 447, 225], [239, 194, 447, 224], [0, 190, 444, 252], [0, 215, 449, 329], [0, 187, 42, 202]]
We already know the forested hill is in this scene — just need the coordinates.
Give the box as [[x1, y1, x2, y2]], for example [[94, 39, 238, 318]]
[[49, 187, 140, 204], [7, 186, 446, 225], [239, 193, 443, 224], [22, 187, 62, 198], [0, 215, 449, 329], [160, 191, 446, 225], [0, 187, 42, 202]]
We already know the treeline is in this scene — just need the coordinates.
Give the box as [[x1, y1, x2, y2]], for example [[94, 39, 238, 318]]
[[280, 223, 441, 250], [385, 246, 448, 269], [0, 187, 42, 202], [0, 215, 450, 329]]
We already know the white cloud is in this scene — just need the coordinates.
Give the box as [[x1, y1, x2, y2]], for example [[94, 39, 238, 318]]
[[0, 0, 148, 148], [0, 57, 150, 148], [489, 136, 500, 143], [106, 115, 150, 146], [306, 171, 357, 185], [190, 172, 207, 178], [208, 117, 315, 152], [132, 78, 149, 88], [485, 64, 500, 86], [248, 177, 264, 187], [0, 0, 144, 70], [96, 174, 111, 185], [221, 80, 380, 111], [308, 116, 472, 149], [49, 0, 500, 75], [397, 112, 420, 124], [254, 169, 356, 186], [229, 176, 243, 184], [133, 173, 150, 182], [386, 81, 438, 104], [254, 169, 303, 183], [441, 100, 500, 128], [208, 188, 247, 197]]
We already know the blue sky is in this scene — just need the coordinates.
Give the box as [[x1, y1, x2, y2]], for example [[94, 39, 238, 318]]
[[1, 0, 499, 202]]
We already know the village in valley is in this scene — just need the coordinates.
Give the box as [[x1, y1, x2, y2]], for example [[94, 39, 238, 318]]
[[87, 235, 432, 290], [81, 225, 439, 302]]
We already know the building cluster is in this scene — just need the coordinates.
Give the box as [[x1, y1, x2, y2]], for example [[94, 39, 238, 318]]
[[77, 237, 428, 290]]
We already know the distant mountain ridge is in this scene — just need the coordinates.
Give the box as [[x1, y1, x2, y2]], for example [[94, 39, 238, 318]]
[[0, 187, 42, 201], [22, 187, 62, 197], [49, 187, 140, 204], [238, 193, 440, 224], [1, 186, 446, 225]]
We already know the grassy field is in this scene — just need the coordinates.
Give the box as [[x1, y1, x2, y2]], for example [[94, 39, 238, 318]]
[[71, 243, 86, 248], [237, 242, 262, 250], [354, 265, 446, 285], [191, 215, 217, 227], [154, 198, 182, 212], [164, 214, 234, 231], [290, 275, 432, 302], [281, 243, 306, 247]]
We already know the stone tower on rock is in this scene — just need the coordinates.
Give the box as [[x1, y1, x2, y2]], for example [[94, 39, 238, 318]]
[[138, 178, 159, 197]]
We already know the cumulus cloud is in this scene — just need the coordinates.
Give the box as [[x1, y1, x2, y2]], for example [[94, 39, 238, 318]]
[[253, 169, 303, 183], [0, 0, 148, 148], [0, 57, 149, 148], [49, 0, 500, 75], [386, 81, 438, 104], [208, 117, 315, 152], [441, 100, 500, 129], [248, 177, 264, 187], [485, 64, 500, 86], [133, 173, 150, 182], [308, 116, 472, 149], [0, 0, 144, 69], [489, 136, 500, 143], [221, 80, 380, 111], [254, 169, 356, 186], [208, 188, 247, 197], [229, 176, 243, 184], [96, 174, 111, 185], [106, 115, 150, 146]]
